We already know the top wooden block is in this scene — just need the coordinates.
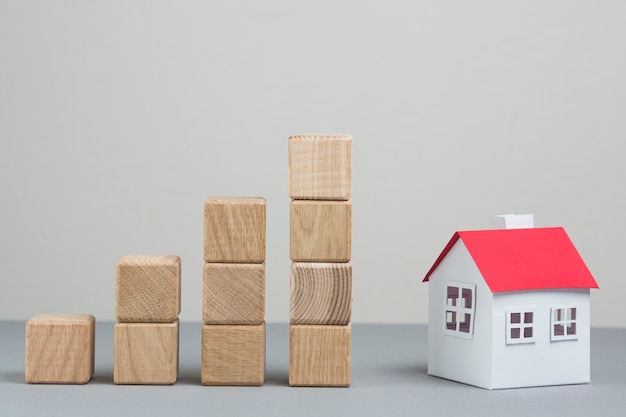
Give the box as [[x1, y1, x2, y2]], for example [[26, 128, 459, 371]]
[[288, 135, 351, 200], [115, 255, 181, 323], [204, 197, 266, 263]]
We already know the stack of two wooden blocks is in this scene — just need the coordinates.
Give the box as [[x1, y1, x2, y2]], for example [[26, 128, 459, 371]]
[[288, 135, 352, 387], [114, 255, 181, 384], [202, 197, 266, 385]]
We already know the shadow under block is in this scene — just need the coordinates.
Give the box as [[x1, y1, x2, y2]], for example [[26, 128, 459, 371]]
[[115, 255, 181, 323], [25, 314, 95, 384], [203, 263, 265, 325], [290, 200, 351, 262], [113, 320, 179, 385], [290, 262, 352, 325], [201, 323, 265, 386], [288, 135, 351, 200], [289, 324, 351, 387], [204, 197, 266, 263]]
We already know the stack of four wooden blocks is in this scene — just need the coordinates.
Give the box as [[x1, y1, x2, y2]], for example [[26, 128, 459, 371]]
[[288, 135, 352, 387]]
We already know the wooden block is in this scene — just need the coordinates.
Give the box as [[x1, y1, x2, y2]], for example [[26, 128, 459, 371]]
[[289, 324, 351, 387], [290, 200, 351, 262], [203, 263, 265, 325], [204, 197, 266, 263], [113, 320, 179, 385], [290, 262, 352, 325], [201, 323, 265, 386], [25, 314, 95, 384], [288, 134, 351, 200], [115, 255, 181, 323]]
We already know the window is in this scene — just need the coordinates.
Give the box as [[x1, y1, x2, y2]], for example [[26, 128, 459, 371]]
[[506, 309, 535, 344], [551, 306, 577, 341], [443, 282, 476, 339]]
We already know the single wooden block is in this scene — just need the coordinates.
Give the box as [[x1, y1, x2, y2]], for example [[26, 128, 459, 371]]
[[115, 255, 181, 323], [290, 262, 352, 325], [113, 320, 179, 385], [288, 134, 351, 200], [289, 324, 351, 387], [290, 200, 351, 262], [203, 263, 265, 325], [204, 197, 266, 263], [201, 323, 265, 386], [25, 314, 95, 384]]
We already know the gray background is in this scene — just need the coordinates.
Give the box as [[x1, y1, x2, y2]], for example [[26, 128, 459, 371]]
[[1, 1, 624, 326]]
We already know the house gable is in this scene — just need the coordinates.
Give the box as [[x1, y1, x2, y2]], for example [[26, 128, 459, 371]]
[[426, 239, 494, 389]]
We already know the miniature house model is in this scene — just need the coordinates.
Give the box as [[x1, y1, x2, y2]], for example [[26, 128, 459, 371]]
[[422, 214, 599, 389]]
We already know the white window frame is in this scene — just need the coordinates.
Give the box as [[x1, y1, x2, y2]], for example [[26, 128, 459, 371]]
[[551, 305, 578, 341], [506, 308, 536, 345], [443, 281, 476, 339]]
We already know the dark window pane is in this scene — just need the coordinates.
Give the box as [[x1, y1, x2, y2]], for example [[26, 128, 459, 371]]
[[554, 324, 565, 336], [459, 313, 471, 333], [446, 311, 456, 330], [510, 313, 521, 324], [447, 286, 459, 298], [462, 288, 472, 309], [511, 328, 520, 339], [570, 308, 576, 321], [555, 309, 562, 322], [567, 322, 576, 336], [447, 287, 458, 306], [524, 327, 533, 338], [524, 312, 533, 323]]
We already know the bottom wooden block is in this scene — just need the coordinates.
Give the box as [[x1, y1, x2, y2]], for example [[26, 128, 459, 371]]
[[289, 324, 351, 387], [201, 323, 265, 386], [114, 320, 179, 385], [25, 314, 95, 384]]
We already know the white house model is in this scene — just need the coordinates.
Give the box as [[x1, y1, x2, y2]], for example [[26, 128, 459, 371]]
[[422, 215, 599, 389]]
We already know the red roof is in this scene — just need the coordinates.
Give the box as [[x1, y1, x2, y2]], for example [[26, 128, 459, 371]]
[[422, 227, 598, 292]]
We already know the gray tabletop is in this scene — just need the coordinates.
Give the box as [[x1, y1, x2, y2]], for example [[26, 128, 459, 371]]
[[1, 322, 625, 416]]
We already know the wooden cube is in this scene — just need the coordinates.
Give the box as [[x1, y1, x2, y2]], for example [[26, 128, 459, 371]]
[[290, 200, 351, 262], [25, 314, 95, 384], [289, 324, 351, 387], [288, 135, 351, 200], [113, 320, 179, 385], [203, 263, 265, 325], [201, 323, 265, 386], [204, 197, 266, 263], [115, 255, 181, 323], [290, 262, 352, 325]]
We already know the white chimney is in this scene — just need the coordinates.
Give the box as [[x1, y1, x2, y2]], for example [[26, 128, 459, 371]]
[[488, 214, 534, 230]]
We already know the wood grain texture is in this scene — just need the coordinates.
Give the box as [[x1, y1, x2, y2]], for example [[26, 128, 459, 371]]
[[113, 320, 179, 385], [203, 263, 265, 325], [115, 255, 181, 323], [204, 197, 266, 263], [290, 200, 351, 262], [201, 323, 265, 386], [289, 324, 351, 387], [25, 314, 95, 384], [288, 135, 351, 200], [290, 262, 352, 325]]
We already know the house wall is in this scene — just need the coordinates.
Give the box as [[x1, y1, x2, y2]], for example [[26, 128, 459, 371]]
[[427, 240, 494, 389], [491, 289, 591, 389]]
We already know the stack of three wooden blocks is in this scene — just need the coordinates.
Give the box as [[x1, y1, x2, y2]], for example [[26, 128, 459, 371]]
[[288, 135, 352, 387], [202, 197, 266, 385]]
